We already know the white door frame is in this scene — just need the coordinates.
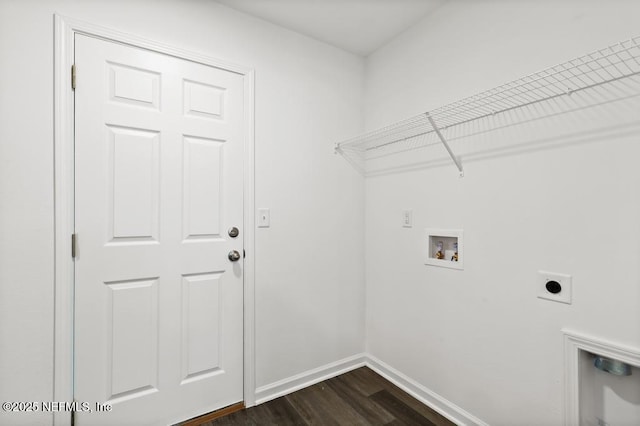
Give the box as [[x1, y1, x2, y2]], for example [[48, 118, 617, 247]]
[[53, 14, 256, 425]]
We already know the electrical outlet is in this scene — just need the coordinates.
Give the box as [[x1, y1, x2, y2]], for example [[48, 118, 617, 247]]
[[537, 271, 572, 304], [402, 210, 413, 228]]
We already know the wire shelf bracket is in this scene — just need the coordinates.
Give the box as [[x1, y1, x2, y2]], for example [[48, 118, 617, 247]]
[[425, 112, 463, 177], [335, 35, 640, 176]]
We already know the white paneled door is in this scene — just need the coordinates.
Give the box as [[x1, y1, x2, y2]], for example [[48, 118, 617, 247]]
[[74, 34, 244, 425]]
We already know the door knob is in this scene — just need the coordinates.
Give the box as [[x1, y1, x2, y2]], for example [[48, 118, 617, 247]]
[[228, 250, 241, 262]]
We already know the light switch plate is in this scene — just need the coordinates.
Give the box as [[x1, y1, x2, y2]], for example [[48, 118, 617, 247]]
[[537, 270, 572, 304], [257, 208, 270, 228]]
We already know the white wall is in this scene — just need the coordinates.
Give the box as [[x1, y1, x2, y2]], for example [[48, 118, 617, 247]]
[[364, 1, 640, 425], [0, 1, 365, 424]]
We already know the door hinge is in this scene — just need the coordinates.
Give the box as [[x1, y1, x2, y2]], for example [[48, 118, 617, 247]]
[[71, 233, 77, 259], [71, 64, 76, 90]]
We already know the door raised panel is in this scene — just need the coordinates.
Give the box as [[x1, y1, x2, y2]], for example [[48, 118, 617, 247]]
[[184, 80, 225, 120], [106, 278, 159, 402], [107, 125, 160, 243], [181, 273, 223, 384], [108, 62, 161, 110], [182, 136, 224, 240]]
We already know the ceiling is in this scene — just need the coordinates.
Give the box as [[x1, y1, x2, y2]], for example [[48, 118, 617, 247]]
[[213, 0, 446, 56]]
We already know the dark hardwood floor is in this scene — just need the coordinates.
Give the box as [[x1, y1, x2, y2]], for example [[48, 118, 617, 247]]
[[199, 367, 456, 426]]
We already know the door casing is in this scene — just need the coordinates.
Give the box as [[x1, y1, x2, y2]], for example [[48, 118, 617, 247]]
[[53, 14, 256, 426]]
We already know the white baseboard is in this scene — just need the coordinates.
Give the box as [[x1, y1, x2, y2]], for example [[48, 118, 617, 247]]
[[253, 353, 487, 426], [253, 353, 367, 405], [365, 354, 489, 426]]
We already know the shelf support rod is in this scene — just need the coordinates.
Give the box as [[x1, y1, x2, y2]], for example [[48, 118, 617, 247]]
[[426, 113, 464, 177]]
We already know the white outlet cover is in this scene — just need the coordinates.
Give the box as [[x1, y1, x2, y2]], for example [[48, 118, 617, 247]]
[[537, 270, 572, 304], [402, 210, 413, 228]]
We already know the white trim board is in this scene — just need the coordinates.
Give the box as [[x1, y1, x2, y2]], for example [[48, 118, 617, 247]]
[[254, 353, 367, 405], [254, 353, 488, 426], [562, 329, 640, 426], [53, 14, 256, 425], [366, 355, 488, 426]]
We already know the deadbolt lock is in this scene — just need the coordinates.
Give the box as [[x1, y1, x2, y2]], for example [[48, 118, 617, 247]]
[[228, 227, 239, 238]]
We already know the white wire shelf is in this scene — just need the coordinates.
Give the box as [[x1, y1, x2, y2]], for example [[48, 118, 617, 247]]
[[335, 35, 640, 176]]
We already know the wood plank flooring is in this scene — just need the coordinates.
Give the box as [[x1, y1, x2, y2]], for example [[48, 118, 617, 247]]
[[196, 367, 456, 426]]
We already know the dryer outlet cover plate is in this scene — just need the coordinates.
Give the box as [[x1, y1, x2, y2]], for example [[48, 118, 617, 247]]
[[537, 270, 572, 304]]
